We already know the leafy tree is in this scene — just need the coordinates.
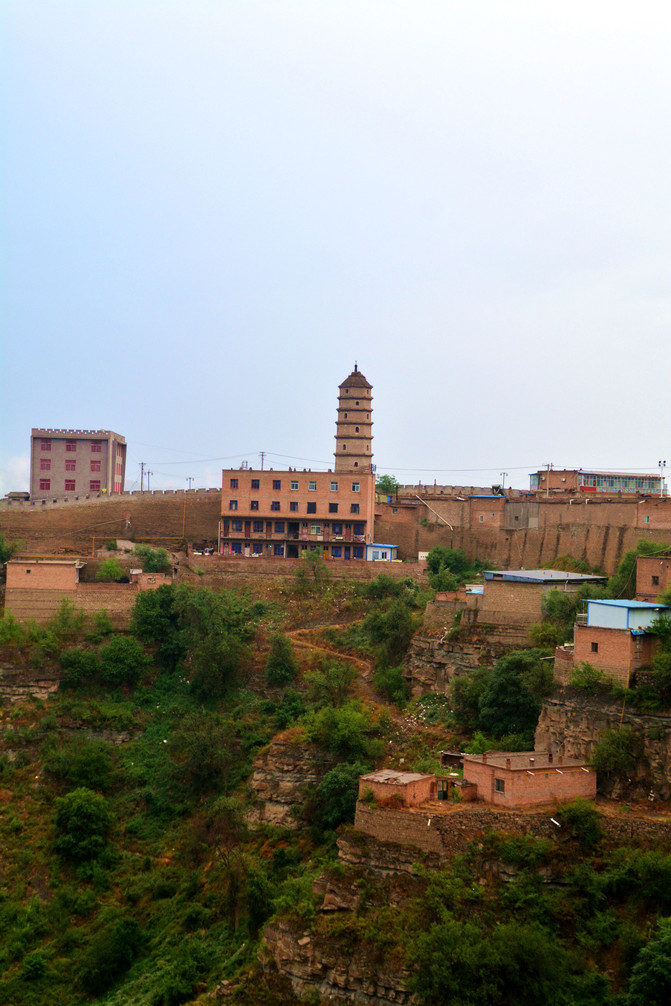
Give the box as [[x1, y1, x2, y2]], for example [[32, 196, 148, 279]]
[[410, 918, 570, 1006], [265, 633, 297, 686], [590, 726, 642, 774], [47, 598, 86, 643], [166, 712, 238, 798], [625, 918, 671, 1006], [376, 474, 400, 496], [295, 547, 330, 592], [95, 557, 126, 582], [478, 650, 553, 740], [373, 664, 410, 707], [556, 799, 602, 851], [426, 546, 488, 590], [311, 761, 368, 832], [60, 647, 101, 687], [570, 661, 608, 695], [133, 544, 171, 573], [305, 659, 356, 707], [173, 584, 256, 700], [361, 597, 416, 666], [99, 634, 150, 686], [302, 701, 383, 761], [130, 583, 188, 670], [54, 787, 112, 862], [451, 666, 492, 732]]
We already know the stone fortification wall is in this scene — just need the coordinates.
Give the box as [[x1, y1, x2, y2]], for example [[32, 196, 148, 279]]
[[373, 519, 670, 575], [0, 491, 222, 555]]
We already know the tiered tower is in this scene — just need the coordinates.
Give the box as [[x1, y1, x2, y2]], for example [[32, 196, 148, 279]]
[[334, 365, 373, 473]]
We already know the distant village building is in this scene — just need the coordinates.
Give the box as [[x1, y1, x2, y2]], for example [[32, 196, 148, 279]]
[[218, 368, 382, 561], [529, 468, 664, 495], [571, 599, 669, 686], [462, 752, 596, 808], [358, 770, 437, 807], [478, 569, 606, 624], [365, 543, 398, 562], [636, 554, 671, 602], [30, 428, 126, 499]]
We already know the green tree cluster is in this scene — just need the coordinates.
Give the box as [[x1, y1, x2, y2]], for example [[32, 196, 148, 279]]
[[451, 650, 554, 745], [426, 546, 488, 591]]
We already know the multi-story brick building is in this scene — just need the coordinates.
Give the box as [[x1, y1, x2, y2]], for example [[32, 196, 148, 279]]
[[219, 368, 376, 560], [30, 428, 126, 499], [530, 467, 663, 495]]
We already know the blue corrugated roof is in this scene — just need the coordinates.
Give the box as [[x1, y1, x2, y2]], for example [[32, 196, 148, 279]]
[[586, 599, 669, 610]]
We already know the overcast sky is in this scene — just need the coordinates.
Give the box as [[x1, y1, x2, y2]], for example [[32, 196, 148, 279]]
[[2, 1, 670, 493]]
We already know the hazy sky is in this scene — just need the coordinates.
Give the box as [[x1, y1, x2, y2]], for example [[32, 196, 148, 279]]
[[2, 1, 670, 493]]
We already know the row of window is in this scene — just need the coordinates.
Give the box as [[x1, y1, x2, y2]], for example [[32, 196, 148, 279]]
[[39, 460, 102, 472], [227, 542, 365, 558], [40, 440, 103, 453], [38, 480, 101, 492], [229, 478, 361, 492], [229, 500, 360, 514], [226, 520, 365, 535]]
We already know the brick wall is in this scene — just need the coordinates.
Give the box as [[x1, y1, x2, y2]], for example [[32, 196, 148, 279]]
[[358, 776, 435, 806], [5, 583, 139, 627], [481, 580, 545, 621], [553, 646, 575, 686], [573, 625, 658, 685], [462, 758, 596, 808], [6, 562, 79, 590], [636, 555, 671, 601], [637, 498, 671, 530]]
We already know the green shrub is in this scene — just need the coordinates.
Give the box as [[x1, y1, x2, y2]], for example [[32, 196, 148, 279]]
[[60, 647, 101, 688], [99, 634, 150, 686], [80, 910, 144, 995], [133, 544, 171, 573], [590, 726, 641, 774], [264, 633, 297, 686], [95, 558, 126, 582], [373, 665, 410, 707], [570, 662, 608, 694], [54, 788, 112, 862], [557, 799, 602, 851]]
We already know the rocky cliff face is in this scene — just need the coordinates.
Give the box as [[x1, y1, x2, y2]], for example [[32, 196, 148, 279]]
[[536, 691, 671, 800], [405, 624, 529, 696], [247, 734, 334, 829]]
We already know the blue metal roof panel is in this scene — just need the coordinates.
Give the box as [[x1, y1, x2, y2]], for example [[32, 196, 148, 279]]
[[586, 599, 669, 611]]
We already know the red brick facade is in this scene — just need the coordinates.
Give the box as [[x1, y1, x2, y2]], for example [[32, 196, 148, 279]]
[[358, 771, 436, 807], [30, 428, 126, 500], [636, 555, 671, 602], [462, 752, 596, 808], [573, 624, 658, 685]]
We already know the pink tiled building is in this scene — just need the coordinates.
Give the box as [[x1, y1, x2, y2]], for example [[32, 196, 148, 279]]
[[30, 428, 126, 499]]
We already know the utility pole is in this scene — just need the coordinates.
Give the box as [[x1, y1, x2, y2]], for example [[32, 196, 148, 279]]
[[147, 470, 153, 491], [140, 462, 145, 491], [500, 471, 508, 490], [546, 462, 552, 498], [659, 460, 667, 497], [186, 477, 194, 490], [260, 451, 265, 471]]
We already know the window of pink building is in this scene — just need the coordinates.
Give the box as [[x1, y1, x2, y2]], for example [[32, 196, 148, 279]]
[[40, 440, 51, 451], [40, 460, 51, 471], [91, 442, 102, 453], [39, 479, 50, 490], [65, 460, 76, 471], [90, 480, 101, 491], [65, 480, 75, 492], [66, 440, 77, 452], [91, 460, 101, 472]]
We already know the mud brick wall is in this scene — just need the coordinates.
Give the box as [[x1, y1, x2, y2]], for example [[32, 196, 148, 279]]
[[573, 625, 657, 685], [636, 555, 671, 601], [5, 583, 140, 628]]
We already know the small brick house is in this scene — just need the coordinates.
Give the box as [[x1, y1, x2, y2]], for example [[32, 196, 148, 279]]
[[478, 569, 606, 624], [358, 770, 437, 807], [462, 751, 596, 808], [636, 555, 671, 602], [572, 599, 669, 686]]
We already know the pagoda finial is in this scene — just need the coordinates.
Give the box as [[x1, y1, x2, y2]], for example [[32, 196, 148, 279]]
[[354, 361, 358, 371]]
